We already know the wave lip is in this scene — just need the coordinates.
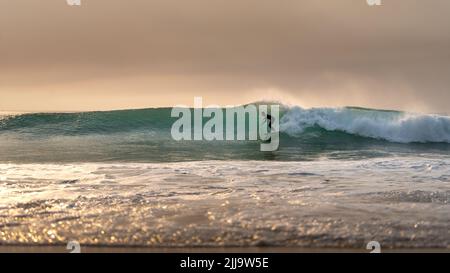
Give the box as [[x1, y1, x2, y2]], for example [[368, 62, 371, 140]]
[[280, 106, 450, 143]]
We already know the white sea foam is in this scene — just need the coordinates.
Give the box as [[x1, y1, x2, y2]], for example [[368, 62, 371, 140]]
[[280, 106, 450, 143]]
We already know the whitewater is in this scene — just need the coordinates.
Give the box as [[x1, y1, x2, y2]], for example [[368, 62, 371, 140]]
[[280, 106, 450, 143]]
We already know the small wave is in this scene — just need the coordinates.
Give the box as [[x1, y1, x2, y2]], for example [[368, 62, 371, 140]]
[[0, 108, 173, 135], [370, 190, 450, 204], [280, 106, 450, 143]]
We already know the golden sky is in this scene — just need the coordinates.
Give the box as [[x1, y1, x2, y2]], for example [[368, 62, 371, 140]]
[[1, 0, 450, 113]]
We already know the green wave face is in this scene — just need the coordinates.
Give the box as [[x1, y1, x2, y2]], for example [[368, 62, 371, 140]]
[[0, 106, 449, 163]]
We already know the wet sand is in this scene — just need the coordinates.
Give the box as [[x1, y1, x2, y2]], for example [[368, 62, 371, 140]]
[[0, 246, 448, 253]]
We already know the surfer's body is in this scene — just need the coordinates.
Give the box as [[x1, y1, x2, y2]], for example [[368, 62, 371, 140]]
[[261, 112, 273, 129], [261, 112, 274, 142]]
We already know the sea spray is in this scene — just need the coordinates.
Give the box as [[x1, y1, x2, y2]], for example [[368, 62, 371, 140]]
[[280, 106, 450, 143]]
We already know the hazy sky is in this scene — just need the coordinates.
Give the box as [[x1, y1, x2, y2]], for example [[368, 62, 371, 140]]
[[1, 0, 450, 112]]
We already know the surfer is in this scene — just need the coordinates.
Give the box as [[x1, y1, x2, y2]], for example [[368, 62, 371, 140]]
[[261, 111, 273, 131], [261, 111, 275, 143]]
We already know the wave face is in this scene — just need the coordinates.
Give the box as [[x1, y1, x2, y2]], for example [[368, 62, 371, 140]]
[[1, 105, 450, 163], [280, 106, 450, 143], [0, 108, 174, 135]]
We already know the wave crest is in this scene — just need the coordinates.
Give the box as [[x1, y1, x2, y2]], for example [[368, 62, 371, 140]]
[[280, 107, 450, 143]]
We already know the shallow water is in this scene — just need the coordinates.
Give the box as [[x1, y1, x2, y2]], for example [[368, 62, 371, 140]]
[[1, 157, 449, 249]]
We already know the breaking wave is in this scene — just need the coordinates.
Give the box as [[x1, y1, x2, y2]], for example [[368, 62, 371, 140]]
[[280, 106, 450, 143]]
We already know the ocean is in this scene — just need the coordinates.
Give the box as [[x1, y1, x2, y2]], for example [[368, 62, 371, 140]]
[[1, 105, 450, 250]]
